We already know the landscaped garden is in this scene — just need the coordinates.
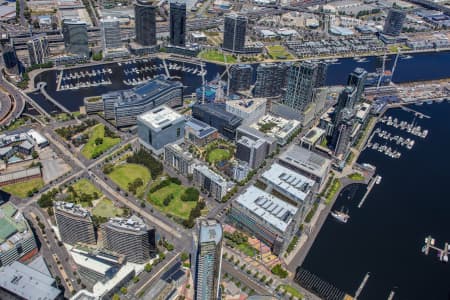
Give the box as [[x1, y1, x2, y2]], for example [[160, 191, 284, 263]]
[[198, 49, 237, 63], [224, 230, 260, 257], [348, 172, 365, 181], [266, 45, 294, 60], [1, 178, 44, 198], [147, 177, 204, 228], [92, 198, 124, 218], [55, 119, 98, 140], [108, 163, 151, 197], [277, 284, 303, 298], [81, 124, 120, 159], [67, 178, 102, 207], [204, 140, 235, 164], [325, 178, 341, 204], [148, 179, 198, 220]]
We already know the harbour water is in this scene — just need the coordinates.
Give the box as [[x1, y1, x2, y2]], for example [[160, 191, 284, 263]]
[[29, 51, 450, 113], [301, 103, 450, 300]]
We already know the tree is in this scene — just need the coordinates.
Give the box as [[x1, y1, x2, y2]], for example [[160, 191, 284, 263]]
[[103, 163, 114, 174], [92, 51, 103, 61], [144, 263, 152, 272], [120, 287, 127, 294], [112, 294, 120, 300], [32, 150, 39, 159], [95, 137, 103, 145], [181, 252, 189, 261], [181, 187, 199, 202]]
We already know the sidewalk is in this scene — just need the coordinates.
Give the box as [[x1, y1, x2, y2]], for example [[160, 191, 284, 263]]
[[284, 204, 326, 265]]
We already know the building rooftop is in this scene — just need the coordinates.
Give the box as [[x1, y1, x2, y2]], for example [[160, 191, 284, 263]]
[[0, 203, 30, 249], [0, 129, 47, 148], [234, 186, 298, 233], [0, 261, 61, 300], [70, 290, 98, 300], [301, 127, 326, 145], [54, 201, 91, 219], [185, 118, 217, 138], [261, 163, 315, 203], [193, 103, 243, 125], [225, 98, 267, 113], [194, 165, 228, 185], [106, 215, 148, 233], [28, 129, 48, 145], [71, 251, 115, 276], [199, 219, 222, 245], [237, 124, 277, 144], [250, 114, 301, 142], [237, 136, 265, 148], [0, 167, 41, 185], [279, 145, 331, 179], [165, 144, 194, 160], [104, 76, 182, 108], [137, 105, 184, 131]]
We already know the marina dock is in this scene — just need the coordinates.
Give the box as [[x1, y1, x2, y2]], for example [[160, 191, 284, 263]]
[[387, 290, 396, 300], [354, 272, 370, 299], [422, 236, 449, 262], [399, 105, 430, 119], [357, 175, 379, 208]]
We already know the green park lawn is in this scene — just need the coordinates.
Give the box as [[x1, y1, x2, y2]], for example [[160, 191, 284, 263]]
[[198, 50, 237, 63], [348, 172, 365, 181], [81, 124, 120, 159], [278, 285, 303, 298], [1, 178, 44, 198], [148, 183, 197, 220], [325, 178, 342, 204], [71, 178, 102, 198], [92, 198, 124, 218], [109, 163, 150, 197], [266, 45, 294, 59], [207, 148, 232, 163]]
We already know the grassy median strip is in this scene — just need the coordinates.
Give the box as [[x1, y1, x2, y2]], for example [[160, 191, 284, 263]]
[[277, 284, 303, 298], [325, 178, 341, 204]]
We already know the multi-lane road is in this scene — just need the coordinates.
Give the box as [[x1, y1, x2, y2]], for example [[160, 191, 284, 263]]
[[0, 73, 25, 126]]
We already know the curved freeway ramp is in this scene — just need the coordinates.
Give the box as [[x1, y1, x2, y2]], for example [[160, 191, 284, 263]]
[[0, 74, 25, 126]]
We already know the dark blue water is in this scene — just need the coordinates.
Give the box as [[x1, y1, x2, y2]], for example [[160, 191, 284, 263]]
[[302, 103, 450, 300], [30, 51, 450, 112], [30, 59, 225, 112]]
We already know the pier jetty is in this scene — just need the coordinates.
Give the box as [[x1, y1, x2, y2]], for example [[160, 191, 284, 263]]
[[422, 236, 449, 262]]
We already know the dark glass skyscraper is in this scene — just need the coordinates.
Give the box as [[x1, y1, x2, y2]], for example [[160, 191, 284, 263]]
[[27, 34, 49, 65], [229, 64, 252, 93], [315, 61, 328, 88], [283, 61, 326, 112], [333, 86, 357, 125], [62, 19, 89, 57], [193, 219, 223, 300], [347, 67, 368, 104], [383, 8, 406, 36], [222, 14, 247, 53], [135, 0, 157, 46], [1, 44, 19, 74], [253, 63, 290, 98], [170, 1, 186, 46]]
